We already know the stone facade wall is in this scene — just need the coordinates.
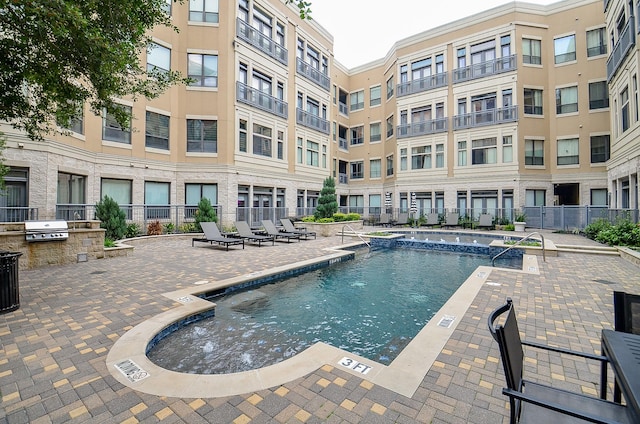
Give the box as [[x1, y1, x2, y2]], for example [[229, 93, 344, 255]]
[[0, 221, 106, 269]]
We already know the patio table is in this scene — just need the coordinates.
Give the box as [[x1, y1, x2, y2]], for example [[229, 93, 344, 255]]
[[601, 329, 640, 421]]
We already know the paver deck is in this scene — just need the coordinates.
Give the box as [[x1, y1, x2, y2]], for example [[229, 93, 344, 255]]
[[1, 229, 639, 423]]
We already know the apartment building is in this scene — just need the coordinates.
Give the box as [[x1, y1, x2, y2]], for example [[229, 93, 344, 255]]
[[0, 0, 614, 227], [605, 0, 640, 210]]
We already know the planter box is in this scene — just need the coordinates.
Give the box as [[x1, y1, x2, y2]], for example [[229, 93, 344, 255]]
[[301, 220, 363, 237], [514, 222, 526, 232]]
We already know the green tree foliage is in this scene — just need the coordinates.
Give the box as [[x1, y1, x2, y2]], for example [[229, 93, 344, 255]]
[[95, 196, 127, 240], [0, 0, 190, 141], [315, 177, 338, 219], [194, 197, 217, 231], [286, 0, 312, 19]]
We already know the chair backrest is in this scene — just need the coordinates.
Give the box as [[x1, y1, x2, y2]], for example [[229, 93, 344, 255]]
[[446, 212, 459, 225], [479, 214, 492, 227], [426, 213, 439, 225], [201, 221, 222, 238], [261, 219, 278, 234], [234, 221, 253, 237], [280, 218, 296, 232], [488, 298, 525, 394], [614, 291, 640, 335]]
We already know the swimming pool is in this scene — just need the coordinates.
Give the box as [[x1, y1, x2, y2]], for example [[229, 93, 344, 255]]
[[147, 249, 496, 374]]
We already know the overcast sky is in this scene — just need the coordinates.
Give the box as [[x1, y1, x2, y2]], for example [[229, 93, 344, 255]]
[[309, 0, 555, 68]]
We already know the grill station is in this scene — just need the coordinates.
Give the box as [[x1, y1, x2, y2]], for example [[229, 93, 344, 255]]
[[25, 220, 69, 242]]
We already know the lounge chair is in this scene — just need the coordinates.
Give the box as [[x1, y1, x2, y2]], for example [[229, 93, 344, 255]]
[[261, 219, 302, 243], [477, 213, 494, 230], [424, 212, 439, 227], [280, 218, 316, 239], [394, 213, 409, 226], [192, 222, 244, 251], [488, 298, 633, 424], [612, 291, 640, 402], [234, 221, 275, 246], [443, 212, 459, 229]]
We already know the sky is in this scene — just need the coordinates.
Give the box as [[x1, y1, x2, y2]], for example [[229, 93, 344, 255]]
[[309, 0, 555, 68]]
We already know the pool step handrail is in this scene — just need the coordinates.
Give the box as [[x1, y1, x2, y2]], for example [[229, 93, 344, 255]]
[[491, 231, 545, 266], [341, 224, 371, 249]]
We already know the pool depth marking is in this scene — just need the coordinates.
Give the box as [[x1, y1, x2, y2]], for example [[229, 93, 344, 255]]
[[114, 359, 150, 383], [339, 357, 372, 374]]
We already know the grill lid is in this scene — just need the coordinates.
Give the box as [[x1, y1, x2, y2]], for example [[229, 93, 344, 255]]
[[25, 220, 69, 242]]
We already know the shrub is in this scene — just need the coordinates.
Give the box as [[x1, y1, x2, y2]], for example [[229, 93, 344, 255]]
[[194, 198, 217, 232], [515, 212, 527, 222], [147, 220, 162, 236], [104, 238, 116, 248], [318, 217, 334, 223], [345, 213, 360, 221], [124, 223, 141, 238], [584, 218, 612, 240], [178, 222, 197, 233], [301, 216, 316, 222], [595, 219, 640, 247], [163, 222, 175, 234], [95, 195, 127, 240], [504, 223, 515, 231], [315, 177, 338, 219]]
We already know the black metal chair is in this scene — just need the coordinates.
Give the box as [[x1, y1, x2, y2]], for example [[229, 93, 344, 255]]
[[613, 291, 640, 335], [488, 298, 634, 424]]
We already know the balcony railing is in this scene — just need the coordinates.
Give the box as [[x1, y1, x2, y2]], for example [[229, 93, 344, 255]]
[[236, 18, 288, 66], [397, 72, 447, 97], [453, 54, 517, 83], [0, 207, 38, 222], [453, 105, 518, 129], [607, 20, 635, 82], [236, 82, 288, 119], [296, 57, 330, 91], [397, 117, 448, 139], [338, 102, 348, 116], [338, 173, 348, 184], [296, 108, 330, 134]]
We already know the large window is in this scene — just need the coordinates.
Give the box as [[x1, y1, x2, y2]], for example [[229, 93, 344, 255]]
[[145, 111, 170, 150], [386, 115, 394, 137], [253, 124, 272, 157], [147, 43, 170, 74], [350, 90, 364, 111], [586, 27, 606, 57], [435, 144, 444, 168], [590, 135, 610, 163], [503, 136, 513, 163], [411, 145, 432, 169], [187, 119, 217, 153], [591, 188, 608, 206], [554, 34, 576, 64], [557, 138, 579, 165], [369, 159, 381, 178], [350, 126, 364, 145], [525, 139, 544, 165], [522, 38, 541, 64], [589, 81, 609, 109], [188, 54, 218, 87], [556, 86, 578, 114], [59, 103, 84, 135], [386, 76, 394, 99], [57, 172, 85, 205], [525, 189, 545, 206], [144, 181, 170, 219], [457, 141, 467, 166], [189, 0, 219, 23], [350, 161, 363, 179], [370, 122, 381, 142], [471, 137, 497, 165], [101, 178, 132, 219], [386, 155, 394, 176], [524, 88, 543, 115], [370, 86, 381, 106], [306, 141, 319, 166], [102, 105, 131, 144], [186, 183, 217, 206]]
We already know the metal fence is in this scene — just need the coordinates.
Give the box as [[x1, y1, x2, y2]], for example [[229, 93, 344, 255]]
[[522, 206, 639, 231], [0, 207, 38, 222]]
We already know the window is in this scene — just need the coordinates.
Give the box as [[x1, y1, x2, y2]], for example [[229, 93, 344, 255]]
[[187, 119, 217, 153], [370, 86, 381, 106], [525, 139, 544, 165], [147, 43, 170, 74], [253, 124, 272, 157], [239, 119, 247, 152], [145, 111, 170, 150], [554, 34, 576, 64], [277, 131, 284, 160], [586, 27, 606, 57], [524, 88, 543, 115], [386, 155, 394, 176], [457, 141, 467, 166], [350, 90, 364, 111], [472, 138, 497, 165], [306, 140, 319, 166], [412, 57, 432, 80], [186, 183, 217, 206], [187, 54, 218, 87], [621, 87, 630, 132], [386, 76, 394, 99], [589, 81, 609, 109], [189, 0, 219, 23], [386, 115, 394, 137], [101, 178, 132, 207], [522, 38, 541, 64], [556, 86, 578, 114], [145, 181, 170, 219], [162, 0, 172, 15], [369, 194, 381, 214], [400, 148, 407, 171], [525, 189, 545, 206], [370, 122, 381, 142], [411, 146, 432, 169], [103, 105, 131, 144], [435, 54, 444, 74], [435, 144, 444, 168], [296, 138, 303, 163], [59, 103, 84, 134], [370, 159, 381, 178], [322, 145, 326, 168], [350, 126, 364, 145], [590, 135, 610, 163], [350, 161, 363, 179], [503, 136, 513, 163], [457, 47, 466, 68], [591, 188, 608, 206], [557, 138, 579, 165], [57, 172, 86, 206]]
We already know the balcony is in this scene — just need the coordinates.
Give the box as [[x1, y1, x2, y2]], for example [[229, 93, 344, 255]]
[[338, 173, 348, 184], [338, 102, 348, 116], [397, 73, 447, 97], [453, 54, 516, 83], [339, 137, 348, 150], [296, 108, 330, 134], [236, 82, 288, 119], [607, 20, 635, 82], [236, 19, 288, 66], [453, 105, 518, 130], [397, 118, 448, 139], [296, 58, 330, 91]]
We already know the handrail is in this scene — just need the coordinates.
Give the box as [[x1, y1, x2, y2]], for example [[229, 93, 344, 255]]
[[341, 224, 371, 249], [492, 231, 545, 266]]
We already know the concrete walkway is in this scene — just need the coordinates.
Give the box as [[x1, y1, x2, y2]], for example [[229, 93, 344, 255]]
[[1, 229, 639, 423]]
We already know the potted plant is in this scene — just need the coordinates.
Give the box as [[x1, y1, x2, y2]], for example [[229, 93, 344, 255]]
[[514, 212, 527, 232]]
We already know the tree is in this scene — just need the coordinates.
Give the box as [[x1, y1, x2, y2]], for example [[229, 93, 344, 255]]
[[194, 197, 217, 232], [315, 177, 338, 219], [286, 1, 313, 19], [95, 196, 127, 241], [0, 0, 189, 142]]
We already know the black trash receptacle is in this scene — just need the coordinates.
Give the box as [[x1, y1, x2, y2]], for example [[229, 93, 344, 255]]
[[0, 251, 22, 314]]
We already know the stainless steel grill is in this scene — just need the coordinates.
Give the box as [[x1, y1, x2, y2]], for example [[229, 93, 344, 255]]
[[25, 220, 69, 242]]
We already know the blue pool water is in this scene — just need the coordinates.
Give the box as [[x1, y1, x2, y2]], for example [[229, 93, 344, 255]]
[[147, 249, 497, 374]]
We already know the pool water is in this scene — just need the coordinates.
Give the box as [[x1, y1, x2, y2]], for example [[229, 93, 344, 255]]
[[147, 249, 491, 374]]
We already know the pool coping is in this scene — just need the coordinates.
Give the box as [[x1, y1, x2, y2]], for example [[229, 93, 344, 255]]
[[106, 243, 540, 399]]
